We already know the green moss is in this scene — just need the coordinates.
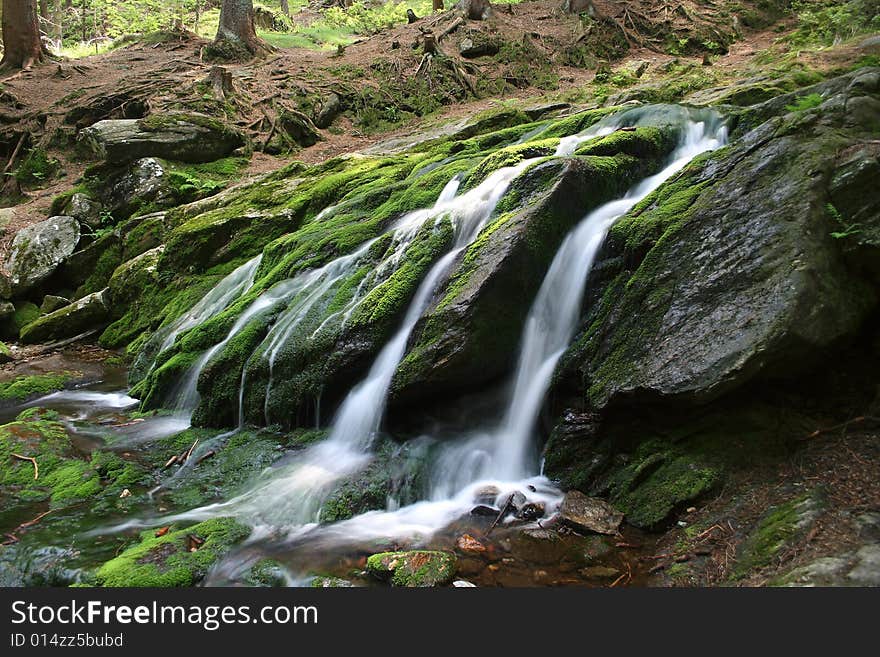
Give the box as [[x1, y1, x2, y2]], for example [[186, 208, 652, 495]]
[[0, 412, 145, 509], [11, 302, 41, 336], [607, 446, 721, 528], [0, 372, 77, 402], [93, 517, 251, 587], [366, 550, 456, 587], [732, 491, 825, 579], [785, 92, 824, 112]]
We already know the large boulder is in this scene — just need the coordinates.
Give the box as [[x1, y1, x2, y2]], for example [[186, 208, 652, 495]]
[[3, 216, 80, 297], [392, 128, 680, 405], [20, 289, 112, 344], [79, 114, 245, 164], [568, 69, 880, 411]]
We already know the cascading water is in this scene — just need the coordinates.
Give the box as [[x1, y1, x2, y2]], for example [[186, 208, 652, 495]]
[[103, 106, 728, 578]]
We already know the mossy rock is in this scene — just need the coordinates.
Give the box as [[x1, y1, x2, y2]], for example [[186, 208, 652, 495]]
[[0, 409, 147, 508], [732, 490, 825, 579], [93, 517, 251, 587], [0, 372, 78, 404], [366, 550, 456, 587]]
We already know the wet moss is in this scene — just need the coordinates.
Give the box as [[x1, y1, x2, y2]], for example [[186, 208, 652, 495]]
[[0, 372, 77, 403], [93, 517, 250, 587], [0, 412, 146, 508]]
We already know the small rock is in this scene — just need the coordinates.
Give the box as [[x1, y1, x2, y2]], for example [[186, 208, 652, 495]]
[[119, 488, 131, 498], [474, 485, 500, 505], [314, 93, 342, 129], [40, 295, 70, 314], [471, 505, 499, 516], [580, 566, 620, 579], [311, 576, 354, 588], [686, 507, 697, 513], [452, 580, 476, 587], [62, 193, 103, 227], [558, 490, 624, 535], [366, 550, 457, 587], [516, 501, 545, 521], [456, 533, 486, 553]]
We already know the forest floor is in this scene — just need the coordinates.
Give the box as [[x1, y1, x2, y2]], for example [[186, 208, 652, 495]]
[[1, 0, 874, 259]]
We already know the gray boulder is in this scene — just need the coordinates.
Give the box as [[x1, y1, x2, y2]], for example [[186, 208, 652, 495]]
[[79, 114, 244, 164], [570, 69, 880, 411], [62, 193, 103, 228], [20, 289, 111, 344], [392, 128, 680, 405], [4, 216, 80, 296]]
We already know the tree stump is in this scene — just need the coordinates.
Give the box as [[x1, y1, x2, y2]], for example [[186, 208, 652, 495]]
[[207, 66, 235, 100], [407, 9, 419, 23], [433, 0, 445, 11], [424, 32, 438, 55]]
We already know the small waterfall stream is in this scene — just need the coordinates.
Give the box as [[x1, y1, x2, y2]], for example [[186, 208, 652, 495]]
[[97, 106, 729, 580]]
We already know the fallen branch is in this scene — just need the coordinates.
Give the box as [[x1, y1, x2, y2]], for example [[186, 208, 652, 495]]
[[486, 493, 515, 535], [3, 132, 27, 175], [437, 16, 464, 42], [184, 438, 199, 463], [12, 453, 38, 480], [802, 415, 880, 440]]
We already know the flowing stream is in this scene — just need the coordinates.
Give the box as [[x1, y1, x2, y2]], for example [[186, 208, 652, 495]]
[[90, 106, 728, 581]]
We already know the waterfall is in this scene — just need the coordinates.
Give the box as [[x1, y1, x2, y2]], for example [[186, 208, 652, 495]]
[[155, 255, 262, 360], [112, 106, 728, 556], [487, 117, 729, 480]]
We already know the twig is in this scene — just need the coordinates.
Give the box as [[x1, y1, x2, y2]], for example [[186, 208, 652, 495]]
[[184, 438, 199, 463], [12, 453, 38, 480], [486, 493, 515, 536], [802, 416, 880, 440]]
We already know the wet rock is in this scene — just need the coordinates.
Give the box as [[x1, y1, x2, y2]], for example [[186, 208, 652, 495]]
[[19, 288, 112, 344], [573, 71, 880, 412], [516, 501, 546, 521], [4, 216, 80, 296], [471, 504, 499, 516], [108, 246, 163, 308], [93, 517, 250, 586], [559, 491, 623, 535], [79, 114, 245, 164], [394, 137, 678, 404], [523, 102, 571, 120], [311, 576, 355, 588], [40, 295, 70, 314], [474, 485, 501, 505], [580, 565, 620, 579], [366, 550, 457, 587], [456, 534, 487, 553]]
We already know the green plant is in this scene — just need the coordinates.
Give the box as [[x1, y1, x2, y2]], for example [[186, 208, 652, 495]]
[[785, 92, 824, 112], [827, 203, 862, 239]]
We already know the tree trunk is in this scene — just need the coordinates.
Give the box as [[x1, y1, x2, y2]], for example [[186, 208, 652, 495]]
[[214, 0, 269, 57], [1, 0, 44, 71], [456, 0, 492, 21], [561, 0, 595, 14], [433, 0, 444, 11], [280, 0, 289, 16]]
